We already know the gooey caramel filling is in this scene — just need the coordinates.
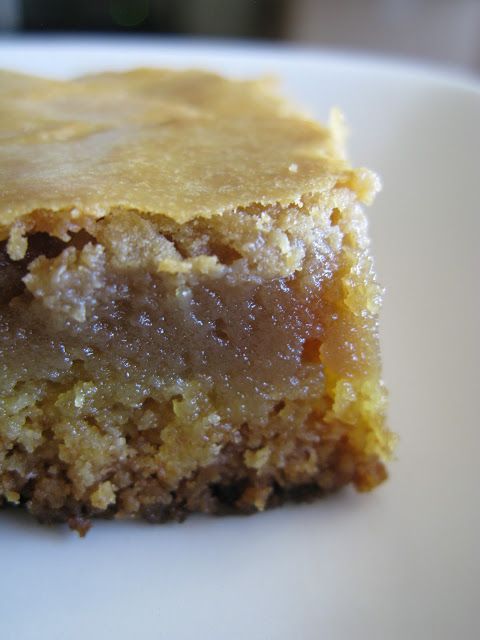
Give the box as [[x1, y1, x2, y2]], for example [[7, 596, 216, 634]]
[[0, 196, 391, 524]]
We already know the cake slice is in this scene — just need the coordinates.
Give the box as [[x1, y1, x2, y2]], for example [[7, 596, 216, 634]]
[[0, 68, 394, 533]]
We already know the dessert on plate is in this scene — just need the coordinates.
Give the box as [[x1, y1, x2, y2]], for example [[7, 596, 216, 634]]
[[0, 68, 394, 534]]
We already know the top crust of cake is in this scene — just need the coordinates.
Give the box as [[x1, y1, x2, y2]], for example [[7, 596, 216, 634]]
[[0, 68, 374, 238]]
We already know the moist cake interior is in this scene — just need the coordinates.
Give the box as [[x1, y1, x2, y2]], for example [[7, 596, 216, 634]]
[[0, 194, 390, 526]]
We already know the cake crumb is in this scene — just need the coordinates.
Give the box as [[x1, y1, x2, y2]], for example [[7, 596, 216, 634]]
[[90, 481, 117, 510], [245, 446, 271, 470], [5, 491, 20, 504]]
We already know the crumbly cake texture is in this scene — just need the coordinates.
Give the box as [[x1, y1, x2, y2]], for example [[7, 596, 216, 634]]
[[0, 68, 394, 533]]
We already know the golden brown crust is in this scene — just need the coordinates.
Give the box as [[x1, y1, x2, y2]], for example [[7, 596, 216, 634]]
[[0, 68, 352, 232]]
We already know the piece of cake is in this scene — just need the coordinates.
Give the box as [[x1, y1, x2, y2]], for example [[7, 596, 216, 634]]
[[0, 68, 394, 533]]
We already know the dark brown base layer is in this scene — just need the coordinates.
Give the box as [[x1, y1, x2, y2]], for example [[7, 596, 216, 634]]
[[2, 461, 387, 537]]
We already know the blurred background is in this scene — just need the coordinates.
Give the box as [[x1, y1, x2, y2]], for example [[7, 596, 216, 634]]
[[0, 0, 479, 74]]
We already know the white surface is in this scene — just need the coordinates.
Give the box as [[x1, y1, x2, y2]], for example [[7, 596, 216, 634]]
[[0, 39, 479, 640]]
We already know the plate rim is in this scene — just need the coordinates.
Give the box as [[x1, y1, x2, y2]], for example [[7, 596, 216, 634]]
[[0, 33, 479, 94]]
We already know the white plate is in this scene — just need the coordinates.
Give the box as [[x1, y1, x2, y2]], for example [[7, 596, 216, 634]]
[[1, 38, 479, 640]]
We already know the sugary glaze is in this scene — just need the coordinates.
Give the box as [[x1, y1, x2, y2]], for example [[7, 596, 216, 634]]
[[0, 69, 393, 532]]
